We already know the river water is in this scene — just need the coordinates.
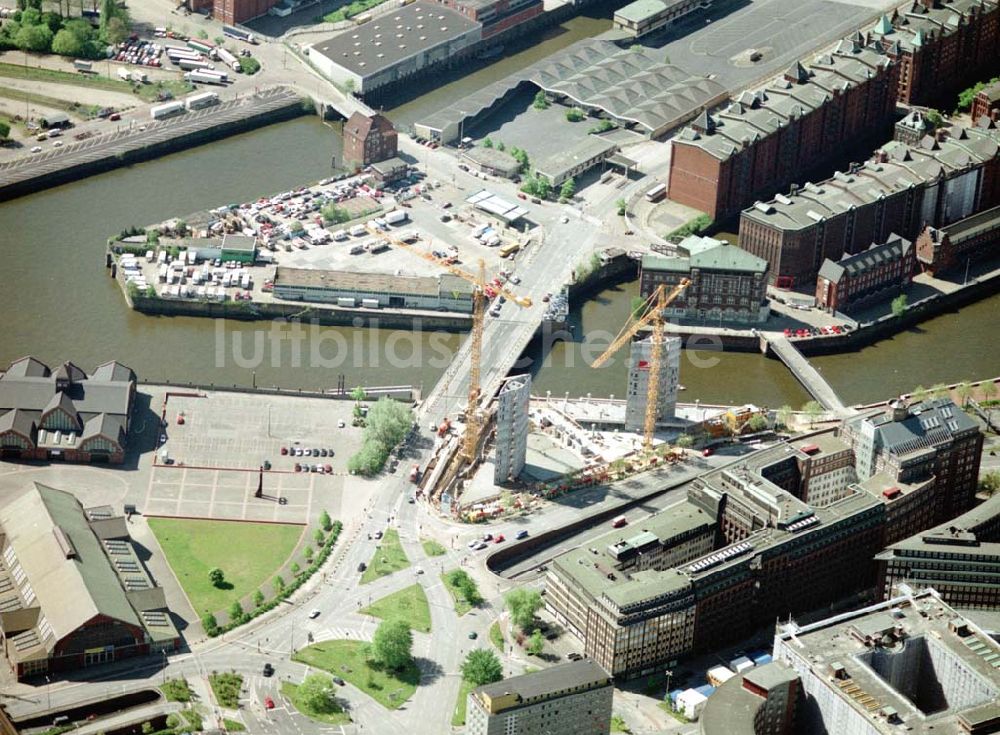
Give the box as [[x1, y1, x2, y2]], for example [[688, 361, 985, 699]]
[[0, 17, 997, 404]]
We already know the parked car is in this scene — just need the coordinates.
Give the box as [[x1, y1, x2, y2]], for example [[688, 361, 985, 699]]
[[309, 609, 321, 619], [515, 529, 529, 540], [468, 631, 478, 640], [262, 663, 274, 677], [374, 530, 383, 540], [280, 446, 288, 455], [494, 534, 505, 544], [332, 676, 345, 686], [357, 562, 366, 572]]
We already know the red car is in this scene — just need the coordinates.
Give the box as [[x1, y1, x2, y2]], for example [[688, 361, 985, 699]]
[[783, 328, 792, 337], [702, 447, 714, 457], [281, 446, 288, 455], [294, 463, 302, 472], [494, 534, 505, 544], [264, 696, 275, 710]]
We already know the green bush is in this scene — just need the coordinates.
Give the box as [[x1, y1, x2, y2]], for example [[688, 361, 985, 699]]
[[565, 107, 585, 122], [209, 671, 243, 709], [347, 398, 413, 476], [323, 0, 391, 22], [666, 214, 713, 240], [241, 56, 260, 75]]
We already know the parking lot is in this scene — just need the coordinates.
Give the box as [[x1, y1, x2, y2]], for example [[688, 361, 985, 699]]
[[148, 389, 374, 523]]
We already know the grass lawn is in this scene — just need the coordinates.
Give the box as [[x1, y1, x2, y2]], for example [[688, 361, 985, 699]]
[[292, 640, 418, 709], [281, 681, 351, 725], [209, 672, 243, 709], [421, 538, 447, 557], [0, 86, 99, 118], [149, 518, 302, 616], [452, 679, 476, 726], [222, 719, 246, 732], [160, 678, 192, 703], [360, 529, 410, 584], [0, 62, 193, 103], [441, 571, 475, 616], [361, 584, 431, 632], [489, 621, 504, 652]]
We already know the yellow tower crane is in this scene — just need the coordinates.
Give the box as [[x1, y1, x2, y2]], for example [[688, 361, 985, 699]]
[[364, 225, 532, 462], [591, 278, 690, 449]]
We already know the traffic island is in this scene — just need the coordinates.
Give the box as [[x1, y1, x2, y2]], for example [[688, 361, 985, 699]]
[[360, 584, 431, 632], [292, 641, 419, 709], [360, 529, 411, 584]]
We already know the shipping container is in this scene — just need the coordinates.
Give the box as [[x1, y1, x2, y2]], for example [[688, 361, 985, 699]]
[[223, 25, 256, 43], [184, 70, 227, 85], [332, 229, 348, 241], [216, 47, 242, 72], [73, 59, 93, 72], [384, 209, 408, 225], [361, 298, 380, 309], [349, 225, 367, 237], [117, 67, 131, 81], [187, 39, 214, 54], [337, 297, 357, 307], [185, 91, 220, 110]]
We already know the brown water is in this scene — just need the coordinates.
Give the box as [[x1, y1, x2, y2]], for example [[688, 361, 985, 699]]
[[0, 62, 996, 404]]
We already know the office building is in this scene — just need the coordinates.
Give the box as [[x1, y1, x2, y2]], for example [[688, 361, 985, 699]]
[[0, 357, 136, 464], [668, 39, 897, 220], [613, 0, 709, 37], [738, 123, 1000, 286], [916, 205, 1000, 275], [343, 112, 398, 167], [640, 237, 769, 324], [545, 418, 984, 679], [0, 483, 179, 679], [972, 80, 1000, 123], [465, 659, 613, 735], [815, 234, 916, 313], [840, 397, 983, 525], [494, 374, 530, 484], [272, 267, 474, 312], [876, 494, 1000, 610], [773, 588, 1000, 735], [867, 0, 999, 107], [535, 137, 619, 188], [699, 661, 800, 734], [436, 0, 543, 38], [308, 3, 482, 97], [625, 335, 682, 432]]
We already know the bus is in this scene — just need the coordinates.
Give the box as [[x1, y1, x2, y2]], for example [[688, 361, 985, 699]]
[[645, 183, 667, 202], [499, 242, 520, 258]]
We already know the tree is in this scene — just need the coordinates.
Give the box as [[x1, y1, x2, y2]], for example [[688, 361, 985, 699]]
[[297, 673, 339, 713], [924, 109, 944, 129], [461, 649, 503, 686], [314, 528, 325, 546], [241, 56, 261, 75], [615, 198, 627, 216], [51, 28, 85, 56], [534, 177, 551, 200], [304, 546, 314, 562], [495, 140, 505, 151], [559, 177, 576, 201], [229, 600, 244, 622], [103, 15, 129, 45], [981, 380, 998, 402], [532, 90, 549, 110], [565, 107, 585, 122], [319, 509, 333, 532], [980, 470, 1000, 497], [630, 295, 646, 320], [526, 629, 544, 655], [746, 414, 769, 433], [214, 36, 225, 46], [371, 619, 413, 670], [483, 137, 493, 149], [0, 121, 10, 141], [252, 589, 265, 608], [209, 567, 225, 588], [141, 722, 153, 735], [202, 613, 218, 633], [930, 383, 949, 399], [775, 404, 793, 429], [675, 434, 693, 449], [291, 562, 301, 575], [955, 381, 973, 407], [197, 29, 208, 39], [509, 147, 529, 173], [802, 400, 823, 428], [891, 294, 908, 317], [321, 203, 351, 224], [504, 589, 543, 631], [911, 385, 929, 401], [273, 575, 285, 593], [351, 386, 367, 403], [15, 23, 53, 52]]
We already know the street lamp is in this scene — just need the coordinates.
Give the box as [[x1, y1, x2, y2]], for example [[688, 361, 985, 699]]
[[45, 675, 51, 710]]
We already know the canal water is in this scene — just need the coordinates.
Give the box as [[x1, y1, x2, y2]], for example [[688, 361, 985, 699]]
[[0, 27, 997, 404]]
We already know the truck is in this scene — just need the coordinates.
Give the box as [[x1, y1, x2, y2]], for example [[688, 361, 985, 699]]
[[185, 71, 227, 85], [365, 241, 389, 254], [117, 67, 131, 81], [187, 39, 214, 55], [223, 25, 257, 44], [361, 298, 380, 309], [166, 48, 203, 62], [178, 58, 211, 71], [332, 229, 348, 241], [130, 70, 148, 83], [185, 91, 219, 110], [73, 59, 93, 72], [216, 47, 242, 73], [499, 241, 520, 258], [384, 209, 408, 225], [409, 465, 421, 483], [349, 224, 366, 237], [150, 101, 185, 120]]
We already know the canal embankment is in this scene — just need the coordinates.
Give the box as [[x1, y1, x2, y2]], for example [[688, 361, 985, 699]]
[[0, 86, 309, 202]]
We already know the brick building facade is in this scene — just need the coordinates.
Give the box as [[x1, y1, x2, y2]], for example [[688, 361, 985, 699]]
[[187, 0, 276, 25], [343, 112, 398, 167], [435, 0, 542, 37], [815, 234, 916, 312], [639, 237, 770, 323], [971, 80, 1000, 123], [867, 0, 999, 108], [915, 204, 1000, 274], [667, 39, 897, 220], [738, 122, 1000, 285]]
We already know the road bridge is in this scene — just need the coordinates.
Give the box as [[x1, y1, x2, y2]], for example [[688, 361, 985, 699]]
[[764, 334, 849, 414]]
